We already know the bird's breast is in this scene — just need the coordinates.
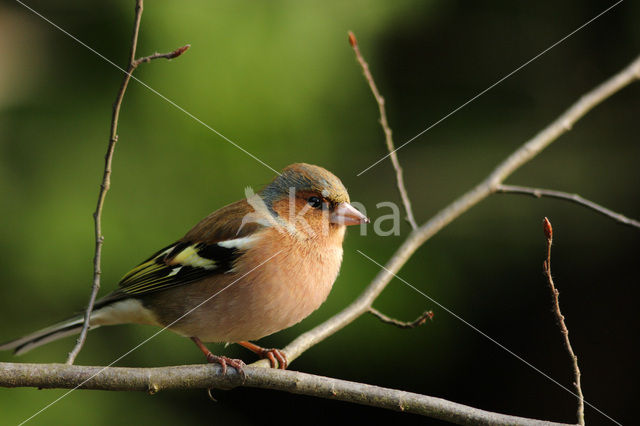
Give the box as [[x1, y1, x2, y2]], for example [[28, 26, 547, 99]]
[[232, 231, 344, 338]]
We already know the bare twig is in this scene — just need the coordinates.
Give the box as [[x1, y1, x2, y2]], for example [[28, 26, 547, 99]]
[[497, 184, 640, 229], [133, 44, 191, 67], [258, 54, 640, 369], [65, 0, 145, 366], [349, 31, 418, 230], [369, 307, 433, 329], [542, 218, 584, 425], [66, 0, 189, 365], [0, 362, 573, 426]]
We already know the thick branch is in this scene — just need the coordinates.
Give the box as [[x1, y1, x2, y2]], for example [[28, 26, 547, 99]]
[[369, 307, 433, 329], [497, 184, 640, 229], [542, 218, 584, 425], [67, 0, 189, 365], [259, 54, 640, 368], [349, 31, 418, 230], [0, 362, 572, 426]]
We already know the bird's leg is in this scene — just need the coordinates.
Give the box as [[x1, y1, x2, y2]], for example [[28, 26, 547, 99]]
[[191, 336, 246, 378], [237, 341, 288, 369]]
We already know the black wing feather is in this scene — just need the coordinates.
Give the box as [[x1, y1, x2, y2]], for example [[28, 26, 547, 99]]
[[117, 241, 241, 296]]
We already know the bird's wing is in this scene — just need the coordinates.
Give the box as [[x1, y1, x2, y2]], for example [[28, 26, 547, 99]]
[[117, 241, 240, 296], [118, 199, 265, 297]]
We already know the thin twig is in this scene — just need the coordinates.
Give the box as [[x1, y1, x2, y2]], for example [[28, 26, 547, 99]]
[[349, 31, 418, 230], [368, 307, 433, 329], [133, 44, 191, 67], [542, 218, 584, 425], [66, 0, 189, 365], [497, 184, 640, 229], [65, 0, 145, 366], [260, 53, 640, 370], [0, 362, 573, 426]]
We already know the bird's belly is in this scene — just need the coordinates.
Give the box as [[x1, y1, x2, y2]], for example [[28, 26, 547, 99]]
[[144, 243, 343, 342]]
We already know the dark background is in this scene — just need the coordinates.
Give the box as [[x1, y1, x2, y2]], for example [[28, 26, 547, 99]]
[[1, 1, 638, 425]]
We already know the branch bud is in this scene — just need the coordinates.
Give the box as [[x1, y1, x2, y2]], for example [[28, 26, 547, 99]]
[[348, 31, 357, 48], [543, 217, 553, 240], [168, 44, 191, 59]]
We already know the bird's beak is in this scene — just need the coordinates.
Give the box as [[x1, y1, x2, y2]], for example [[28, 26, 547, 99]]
[[330, 202, 370, 226]]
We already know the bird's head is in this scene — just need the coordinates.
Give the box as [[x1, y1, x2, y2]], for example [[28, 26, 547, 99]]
[[259, 163, 369, 239]]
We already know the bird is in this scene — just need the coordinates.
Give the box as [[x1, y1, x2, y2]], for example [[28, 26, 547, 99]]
[[0, 163, 369, 372]]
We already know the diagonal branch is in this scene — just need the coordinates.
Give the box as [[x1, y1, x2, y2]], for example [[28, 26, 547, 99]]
[[497, 184, 640, 229], [259, 53, 640, 370], [66, 0, 189, 365], [349, 31, 418, 230], [0, 362, 573, 426], [542, 218, 584, 425]]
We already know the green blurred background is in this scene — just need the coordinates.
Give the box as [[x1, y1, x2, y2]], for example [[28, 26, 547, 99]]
[[1, 1, 638, 425]]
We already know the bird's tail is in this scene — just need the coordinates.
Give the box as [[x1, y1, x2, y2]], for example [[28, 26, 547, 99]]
[[0, 314, 90, 356], [0, 293, 136, 356]]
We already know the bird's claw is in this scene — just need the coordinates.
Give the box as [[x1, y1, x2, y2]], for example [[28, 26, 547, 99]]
[[236, 341, 288, 369], [206, 353, 246, 379], [260, 348, 288, 369]]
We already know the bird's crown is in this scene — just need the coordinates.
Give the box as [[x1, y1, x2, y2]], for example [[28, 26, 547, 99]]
[[261, 163, 350, 205]]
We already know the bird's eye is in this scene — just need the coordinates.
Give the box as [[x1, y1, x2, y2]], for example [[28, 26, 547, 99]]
[[307, 196, 323, 209]]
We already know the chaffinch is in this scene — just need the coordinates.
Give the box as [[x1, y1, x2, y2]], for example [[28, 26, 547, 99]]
[[0, 163, 368, 372]]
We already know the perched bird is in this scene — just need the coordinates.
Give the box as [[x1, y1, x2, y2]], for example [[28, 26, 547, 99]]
[[0, 163, 368, 372]]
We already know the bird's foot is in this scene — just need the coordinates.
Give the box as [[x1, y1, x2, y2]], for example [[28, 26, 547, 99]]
[[191, 336, 246, 379], [205, 353, 246, 377], [259, 348, 288, 369], [237, 341, 288, 369]]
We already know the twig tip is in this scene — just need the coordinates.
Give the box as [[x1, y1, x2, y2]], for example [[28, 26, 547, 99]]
[[543, 217, 553, 240], [170, 44, 191, 59], [348, 31, 357, 48]]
